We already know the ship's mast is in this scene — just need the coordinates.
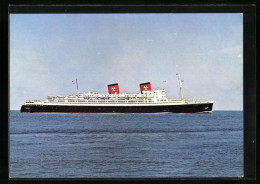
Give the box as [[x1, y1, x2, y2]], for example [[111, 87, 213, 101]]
[[76, 78, 79, 96], [76, 79, 79, 103], [177, 73, 184, 100]]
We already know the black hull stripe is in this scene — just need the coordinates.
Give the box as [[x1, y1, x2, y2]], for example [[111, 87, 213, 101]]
[[21, 103, 213, 113]]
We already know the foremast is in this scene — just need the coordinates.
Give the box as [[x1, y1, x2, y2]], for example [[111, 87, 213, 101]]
[[73, 79, 80, 103], [76, 79, 79, 96]]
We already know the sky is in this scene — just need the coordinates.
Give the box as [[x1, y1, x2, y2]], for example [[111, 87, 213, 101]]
[[10, 13, 243, 110]]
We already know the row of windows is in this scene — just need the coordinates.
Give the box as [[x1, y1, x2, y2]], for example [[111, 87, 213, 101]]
[[52, 98, 155, 101], [157, 99, 166, 101], [44, 102, 169, 104], [45, 100, 171, 104]]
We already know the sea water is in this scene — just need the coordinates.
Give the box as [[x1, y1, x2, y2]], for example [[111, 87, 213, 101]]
[[9, 111, 243, 178]]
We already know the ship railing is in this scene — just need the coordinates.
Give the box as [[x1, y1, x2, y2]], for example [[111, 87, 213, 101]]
[[26, 100, 42, 102], [168, 99, 184, 101], [168, 98, 213, 104], [184, 98, 214, 104], [25, 100, 43, 104], [185, 98, 201, 102]]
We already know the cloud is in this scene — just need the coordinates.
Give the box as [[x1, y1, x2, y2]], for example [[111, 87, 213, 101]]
[[212, 45, 242, 55], [194, 52, 205, 56], [193, 44, 242, 57], [147, 39, 154, 42]]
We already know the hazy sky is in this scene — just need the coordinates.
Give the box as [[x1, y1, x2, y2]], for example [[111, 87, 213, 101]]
[[10, 13, 243, 110]]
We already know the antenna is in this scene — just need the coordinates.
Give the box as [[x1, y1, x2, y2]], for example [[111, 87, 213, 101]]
[[76, 79, 79, 96], [176, 73, 184, 100]]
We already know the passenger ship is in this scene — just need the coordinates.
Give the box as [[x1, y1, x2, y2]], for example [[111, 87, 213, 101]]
[[20, 74, 214, 113]]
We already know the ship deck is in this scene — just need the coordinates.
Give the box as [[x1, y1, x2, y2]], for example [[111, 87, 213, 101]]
[[25, 99, 214, 106]]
